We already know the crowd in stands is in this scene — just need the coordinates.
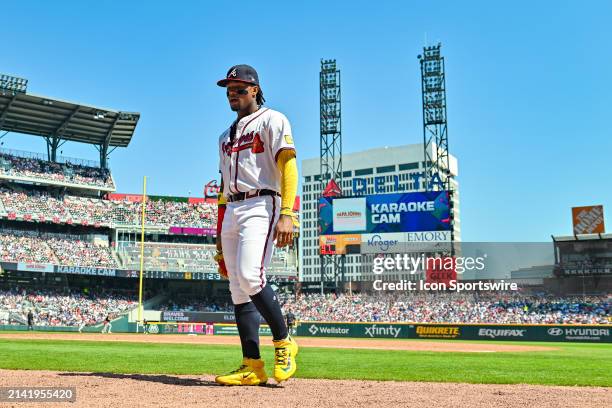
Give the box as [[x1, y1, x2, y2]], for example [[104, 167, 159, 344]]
[[141, 291, 611, 325], [1, 286, 609, 327], [0, 187, 217, 228], [1, 229, 293, 273], [0, 153, 114, 189], [0, 230, 118, 268], [0, 188, 70, 219], [0, 287, 136, 327], [118, 243, 217, 272], [47, 237, 117, 268], [278, 292, 611, 324], [0, 231, 58, 263]]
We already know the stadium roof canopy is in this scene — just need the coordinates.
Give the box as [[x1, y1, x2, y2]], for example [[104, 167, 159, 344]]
[[0, 91, 140, 148], [552, 233, 612, 241]]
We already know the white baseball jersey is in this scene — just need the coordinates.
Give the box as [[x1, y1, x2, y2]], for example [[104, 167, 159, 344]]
[[218, 107, 295, 196]]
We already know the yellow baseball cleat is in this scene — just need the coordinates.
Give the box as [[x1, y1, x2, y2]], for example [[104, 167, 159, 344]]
[[215, 358, 268, 386], [273, 335, 298, 383]]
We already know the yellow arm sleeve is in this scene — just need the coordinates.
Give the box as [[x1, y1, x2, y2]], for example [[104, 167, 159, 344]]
[[276, 149, 298, 216], [218, 180, 227, 205]]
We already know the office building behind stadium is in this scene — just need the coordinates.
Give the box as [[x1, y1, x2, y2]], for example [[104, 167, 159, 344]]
[[300, 143, 460, 284]]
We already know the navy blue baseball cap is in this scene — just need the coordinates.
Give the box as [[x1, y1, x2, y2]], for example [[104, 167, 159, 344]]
[[217, 64, 260, 87]]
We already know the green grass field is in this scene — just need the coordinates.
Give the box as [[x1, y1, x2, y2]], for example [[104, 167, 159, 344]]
[[0, 337, 610, 387]]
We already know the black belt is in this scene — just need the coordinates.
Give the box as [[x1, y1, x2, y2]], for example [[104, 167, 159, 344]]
[[227, 189, 280, 202]]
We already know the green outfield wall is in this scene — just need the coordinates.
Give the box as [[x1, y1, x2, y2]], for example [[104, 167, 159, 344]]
[[294, 322, 612, 343], [2, 321, 609, 342]]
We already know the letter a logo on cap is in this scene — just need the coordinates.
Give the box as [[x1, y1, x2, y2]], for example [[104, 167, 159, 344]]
[[229, 68, 237, 78]]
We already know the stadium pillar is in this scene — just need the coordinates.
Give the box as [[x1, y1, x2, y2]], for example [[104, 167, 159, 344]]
[[100, 115, 120, 169], [99, 143, 108, 169], [45, 135, 61, 162]]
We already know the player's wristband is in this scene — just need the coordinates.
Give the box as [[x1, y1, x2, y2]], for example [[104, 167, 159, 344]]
[[280, 208, 293, 216]]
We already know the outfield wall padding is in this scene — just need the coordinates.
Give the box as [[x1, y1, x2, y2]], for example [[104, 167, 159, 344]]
[[294, 322, 612, 343], [2, 321, 609, 342]]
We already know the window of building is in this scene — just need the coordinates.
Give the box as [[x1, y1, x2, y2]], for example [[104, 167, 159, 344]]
[[343, 170, 352, 177], [305, 176, 311, 182], [376, 165, 395, 174], [399, 162, 419, 171], [354, 168, 373, 176]]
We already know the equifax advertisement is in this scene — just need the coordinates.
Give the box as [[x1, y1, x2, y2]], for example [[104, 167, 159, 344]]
[[319, 191, 451, 235]]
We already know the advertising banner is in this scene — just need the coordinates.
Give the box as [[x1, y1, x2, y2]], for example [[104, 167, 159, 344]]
[[55, 266, 118, 277], [168, 226, 216, 236], [320, 191, 451, 235], [572, 205, 605, 234], [299, 322, 411, 338], [425, 257, 457, 286], [296, 322, 612, 343], [332, 197, 367, 232], [360, 233, 405, 254], [17, 263, 54, 273], [107, 193, 146, 202], [0, 262, 223, 281], [214, 324, 272, 336], [360, 231, 452, 254], [161, 311, 236, 323], [320, 234, 361, 255]]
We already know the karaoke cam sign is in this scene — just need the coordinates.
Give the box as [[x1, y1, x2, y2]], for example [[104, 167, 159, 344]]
[[320, 191, 451, 235]]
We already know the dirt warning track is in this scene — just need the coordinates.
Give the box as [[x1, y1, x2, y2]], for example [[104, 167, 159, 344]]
[[0, 369, 609, 408]]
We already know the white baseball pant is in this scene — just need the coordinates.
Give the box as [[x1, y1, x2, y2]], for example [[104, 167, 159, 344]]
[[221, 195, 279, 305]]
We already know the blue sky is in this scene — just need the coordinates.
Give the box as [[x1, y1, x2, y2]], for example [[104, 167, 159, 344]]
[[2, 0, 610, 241]]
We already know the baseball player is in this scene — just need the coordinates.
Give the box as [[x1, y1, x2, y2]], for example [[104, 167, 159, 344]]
[[27, 310, 34, 331], [286, 311, 296, 336], [78, 318, 87, 333], [102, 314, 112, 334], [214, 64, 298, 386]]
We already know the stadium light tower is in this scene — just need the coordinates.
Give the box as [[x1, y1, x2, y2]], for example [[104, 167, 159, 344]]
[[0, 74, 28, 95], [418, 43, 450, 192], [319, 59, 345, 293], [0, 74, 28, 142], [418, 43, 455, 252]]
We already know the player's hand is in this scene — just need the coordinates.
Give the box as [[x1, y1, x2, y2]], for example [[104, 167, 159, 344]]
[[214, 251, 228, 279], [274, 215, 294, 248]]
